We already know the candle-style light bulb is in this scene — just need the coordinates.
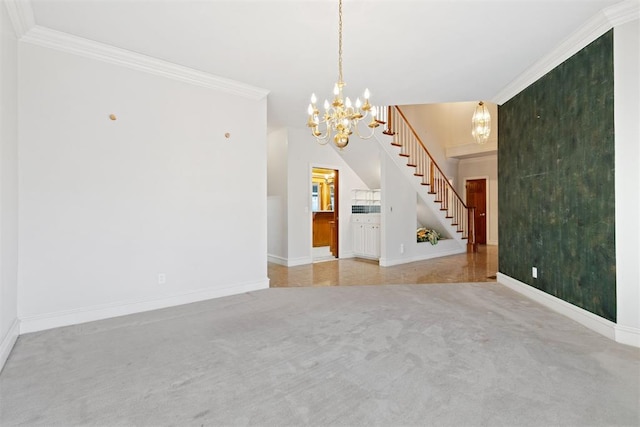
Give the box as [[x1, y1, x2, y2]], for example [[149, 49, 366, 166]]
[[345, 97, 352, 108], [324, 100, 330, 110], [364, 88, 370, 99], [333, 84, 340, 96], [311, 93, 317, 104], [355, 98, 362, 109], [308, 104, 314, 115]]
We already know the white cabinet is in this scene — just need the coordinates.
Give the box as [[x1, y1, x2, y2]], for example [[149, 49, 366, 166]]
[[352, 189, 381, 215], [352, 215, 380, 259], [351, 189, 381, 206], [353, 223, 365, 255], [364, 222, 380, 258]]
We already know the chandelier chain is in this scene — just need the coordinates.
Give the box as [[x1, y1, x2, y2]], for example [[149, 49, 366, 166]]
[[338, 0, 343, 85], [306, 0, 381, 149]]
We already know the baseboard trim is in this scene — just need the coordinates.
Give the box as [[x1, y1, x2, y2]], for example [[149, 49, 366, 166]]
[[0, 318, 20, 373], [286, 256, 312, 267], [339, 250, 355, 259], [615, 324, 640, 347], [497, 272, 619, 341], [269, 253, 354, 265], [267, 254, 288, 266], [352, 254, 380, 261], [380, 247, 465, 267], [19, 279, 269, 334]]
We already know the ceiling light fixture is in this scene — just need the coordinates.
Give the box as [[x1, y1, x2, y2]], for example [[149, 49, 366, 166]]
[[472, 101, 491, 144], [306, 0, 380, 150]]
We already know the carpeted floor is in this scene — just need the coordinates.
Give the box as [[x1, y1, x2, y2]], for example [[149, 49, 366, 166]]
[[1, 283, 638, 426]]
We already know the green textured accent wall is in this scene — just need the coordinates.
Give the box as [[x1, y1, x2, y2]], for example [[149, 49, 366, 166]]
[[498, 30, 615, 322]]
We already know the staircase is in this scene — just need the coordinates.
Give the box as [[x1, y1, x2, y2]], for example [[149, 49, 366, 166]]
[[381, 105, 477, 252]]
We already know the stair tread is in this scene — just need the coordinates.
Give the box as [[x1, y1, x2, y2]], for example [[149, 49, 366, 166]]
[[391, 106, 474, 245]]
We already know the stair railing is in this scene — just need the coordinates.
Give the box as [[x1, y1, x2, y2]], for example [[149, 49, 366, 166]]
[[384, 106, 477, 252]]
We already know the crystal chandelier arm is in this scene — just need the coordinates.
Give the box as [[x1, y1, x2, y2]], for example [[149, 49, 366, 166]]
[[313, 122, 332, 144], [351, 106, 380, 139], [352, 121, 379, 139], [312, 104, 337, 143]]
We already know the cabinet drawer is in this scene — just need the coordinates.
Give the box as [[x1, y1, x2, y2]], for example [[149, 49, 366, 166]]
[[352, 214, 380, 224], [364, 216, 380, 224]]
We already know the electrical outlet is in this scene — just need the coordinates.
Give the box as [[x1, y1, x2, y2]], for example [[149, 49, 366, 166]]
[[158, 273, 166, 284], [532, 267, 538, 279]]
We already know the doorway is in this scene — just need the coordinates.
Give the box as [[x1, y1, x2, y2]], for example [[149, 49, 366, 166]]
[[466, 178, 487, 245], [311, 167, 339, 261]]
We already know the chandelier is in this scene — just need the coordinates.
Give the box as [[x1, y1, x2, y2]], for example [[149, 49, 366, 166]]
[[471, 101, 491, 144], [306, 0, 380, 149]]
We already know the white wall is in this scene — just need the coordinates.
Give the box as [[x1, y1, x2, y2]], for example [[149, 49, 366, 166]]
[[0, 1, 20, 369], [380, 154, 417, 265], [457, 155, 499, 245], [285, 128, 368, 266], [614, 19, 640, 345], [328, 135, 382, 189], [397, 104, 459, 180], [380, 153, 465, 267], [399, 101, 499, 180], [267, 128, 288, 264], [18, 43, 268, 331], [280, 126, 466, 268]]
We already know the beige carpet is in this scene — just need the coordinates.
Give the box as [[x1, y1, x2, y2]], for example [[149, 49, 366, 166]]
[[1, 283, 638, 426]]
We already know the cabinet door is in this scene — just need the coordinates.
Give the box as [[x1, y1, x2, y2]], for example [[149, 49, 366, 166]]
[[352, 223, 365, 255], [363, 224, 380, 257], [371, 225, 380, 257]]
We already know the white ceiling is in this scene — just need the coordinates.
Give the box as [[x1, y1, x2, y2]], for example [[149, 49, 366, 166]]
[[28, 0, 623, 130]]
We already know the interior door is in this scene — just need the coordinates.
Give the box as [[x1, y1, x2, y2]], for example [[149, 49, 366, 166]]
[[311, 167, 339, 258], [466, 179, 487, 245]]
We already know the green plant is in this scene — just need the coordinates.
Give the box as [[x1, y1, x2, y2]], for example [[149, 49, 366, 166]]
[[417, 227, 440, 245]]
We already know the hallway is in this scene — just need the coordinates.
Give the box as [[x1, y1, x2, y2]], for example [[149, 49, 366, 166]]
[[269, 245, 498, 287]]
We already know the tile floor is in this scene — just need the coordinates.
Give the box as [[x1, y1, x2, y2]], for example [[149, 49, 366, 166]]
[[269, 245, 498, 287]]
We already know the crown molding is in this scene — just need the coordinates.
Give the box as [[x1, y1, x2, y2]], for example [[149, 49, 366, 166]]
[[446, 141, 497, 160], [4, 0, 35, 38], [492, 0, 640, 105], [604, 0, 640, 26], [20, 25, 269, 101]]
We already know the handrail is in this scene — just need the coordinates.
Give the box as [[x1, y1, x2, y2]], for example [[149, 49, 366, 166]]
[[394, 106, 468, 204], [386, 105, 477, 251]]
